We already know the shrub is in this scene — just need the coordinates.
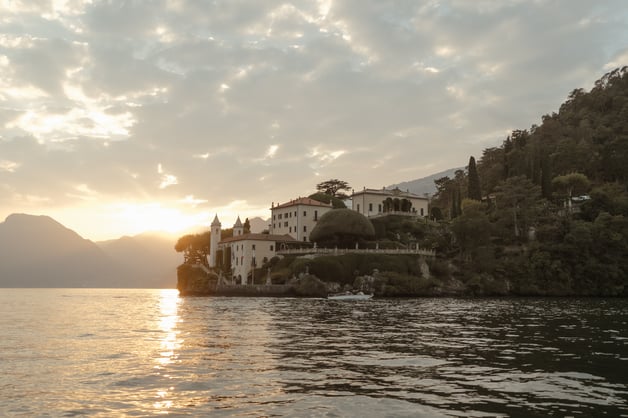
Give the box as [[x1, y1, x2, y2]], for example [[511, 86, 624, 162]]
[[310, 209, 375, 247]]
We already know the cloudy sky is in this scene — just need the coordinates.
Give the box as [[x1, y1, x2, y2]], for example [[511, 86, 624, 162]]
[[1, 0, 627, 240]]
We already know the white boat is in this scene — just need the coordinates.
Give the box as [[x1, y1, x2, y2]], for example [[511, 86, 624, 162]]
[[327, 292, 373, 301]]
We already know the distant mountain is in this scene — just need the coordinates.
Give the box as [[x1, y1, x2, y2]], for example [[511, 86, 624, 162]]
[[0, 214, 179, 288], [97, 232, 180, 288], [0, 214, 117, 287], [248, 216, 269, 233], [389, 167, 464, 196]]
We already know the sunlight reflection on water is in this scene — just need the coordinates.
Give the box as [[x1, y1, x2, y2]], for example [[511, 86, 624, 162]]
[[0, 290, 626, 417]]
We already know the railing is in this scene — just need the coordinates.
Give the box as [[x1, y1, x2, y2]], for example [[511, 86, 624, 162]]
[[368, 211, 424, 219], [277, 247, 435, 257]]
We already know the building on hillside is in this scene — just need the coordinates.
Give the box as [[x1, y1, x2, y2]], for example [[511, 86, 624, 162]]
[[269, 197, 333, 242], [211, 215, 296, 284], [351, 187, 429, 218]]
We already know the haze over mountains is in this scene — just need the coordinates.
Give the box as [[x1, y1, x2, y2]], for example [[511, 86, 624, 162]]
[[0, 171, 449, 288], [0, 214, 179, 288]]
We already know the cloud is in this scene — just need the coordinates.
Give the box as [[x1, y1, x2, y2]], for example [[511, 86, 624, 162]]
[[0, 0, 627, 239]]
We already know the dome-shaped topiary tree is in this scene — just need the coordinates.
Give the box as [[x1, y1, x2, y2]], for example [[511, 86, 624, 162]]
[[309, 209, 375, 248]]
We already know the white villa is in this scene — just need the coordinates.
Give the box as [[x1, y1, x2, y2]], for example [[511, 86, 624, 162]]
[[205, 189, 430, 284], [210, 215, 296, 284], [269, 197, 333, 242], [351, 187, 429, 218]]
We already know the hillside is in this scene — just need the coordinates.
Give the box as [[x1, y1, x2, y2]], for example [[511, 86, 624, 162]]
[[427, 67, 628, 296]]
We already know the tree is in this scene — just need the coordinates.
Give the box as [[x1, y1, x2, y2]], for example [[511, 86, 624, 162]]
[[477, 147, 505, 195], [467, 156, 482, 201], [451, 200, 492, 261], [308, 192, 347, 208], [174, 232, 210, 266], [552, 172, 590, 213], [243, 218, 251, 233], [316, 179, 351, 198], [309, 209, 375, 247], [494, 176, 542, 240]]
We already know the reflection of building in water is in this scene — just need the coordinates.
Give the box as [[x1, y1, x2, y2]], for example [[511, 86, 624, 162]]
[[212, 215, 296, 284]]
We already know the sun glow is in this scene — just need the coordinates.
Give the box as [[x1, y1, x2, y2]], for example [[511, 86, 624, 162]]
[[108, 203, 211, 236]]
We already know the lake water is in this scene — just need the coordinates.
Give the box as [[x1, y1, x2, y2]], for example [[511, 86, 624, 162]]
[[0, 289, 626, 417]]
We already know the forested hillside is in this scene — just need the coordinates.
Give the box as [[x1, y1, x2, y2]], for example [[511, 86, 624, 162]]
[[429, 67, 628, 296]]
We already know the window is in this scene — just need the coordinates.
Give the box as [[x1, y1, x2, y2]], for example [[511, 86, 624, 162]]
[[369, 203, 373, 212], [303, 226, 307, 232], [303, 237, 307, 242], [420, 208, 424, 216], [273, 223, 275, 228], [284, 221, 288, 227], [303, 211, 307, 217], [273, 215, 276, 220], [357, 204, 360, 212], [252, 244, 256, 250], [378, 204, 382, 213], [289, 226, 292, 233], [279, 214, 282, 219], [294, 211, 297, 216], [270, 245, 274, 251], [314, 210, 318, 221], [289, 212, 292, 218]]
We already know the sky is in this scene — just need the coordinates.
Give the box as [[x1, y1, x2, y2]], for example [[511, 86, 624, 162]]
[[1, 0, 627, 241]]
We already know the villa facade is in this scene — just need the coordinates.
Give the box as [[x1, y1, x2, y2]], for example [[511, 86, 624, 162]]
[[351, 187, 429, 218], [269, 197, 333, 242], [211, 215, 296, 284]]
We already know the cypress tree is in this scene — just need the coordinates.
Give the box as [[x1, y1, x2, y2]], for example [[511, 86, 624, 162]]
[[468, 156, 482, 201]]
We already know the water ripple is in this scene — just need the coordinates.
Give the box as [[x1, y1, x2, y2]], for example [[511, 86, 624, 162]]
[[0, 290, 627, 417]]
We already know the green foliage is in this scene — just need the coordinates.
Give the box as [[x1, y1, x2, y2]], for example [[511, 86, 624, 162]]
[[308, 192, 347, 208], [552, 173, 591, 206], [427, 258, 451, 278], [370, 215, 427, 244], [309, 209, 375, 247], [375, 272, 437, 297], [451, 200, 491, 260], [315, 179, 351, 198], [174, 231, 210, 265], [494, 176, 542, 241], [580, 183, 628, 220], [467, 156, 482, 201], [423, 68, 628, 296], [269, 253, 423, 286], [431, 171, 465, 220]]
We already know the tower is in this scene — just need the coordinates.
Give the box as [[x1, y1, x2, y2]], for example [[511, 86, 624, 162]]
[[233, 216, 244, 236], [209, 214, 221, 268]]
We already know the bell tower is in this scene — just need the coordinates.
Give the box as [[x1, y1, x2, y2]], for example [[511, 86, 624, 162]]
[[233, 216, 244, 236], [209, 214, 221, 268]]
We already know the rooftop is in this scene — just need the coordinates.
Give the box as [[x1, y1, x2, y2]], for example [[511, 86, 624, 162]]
[[219, 233, 296, 244], [271, 197, 333, 210], [352, 187, 428, 199]]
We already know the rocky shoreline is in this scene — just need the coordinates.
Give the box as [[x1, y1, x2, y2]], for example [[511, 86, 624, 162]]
[[176, 263, 467, 298]]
